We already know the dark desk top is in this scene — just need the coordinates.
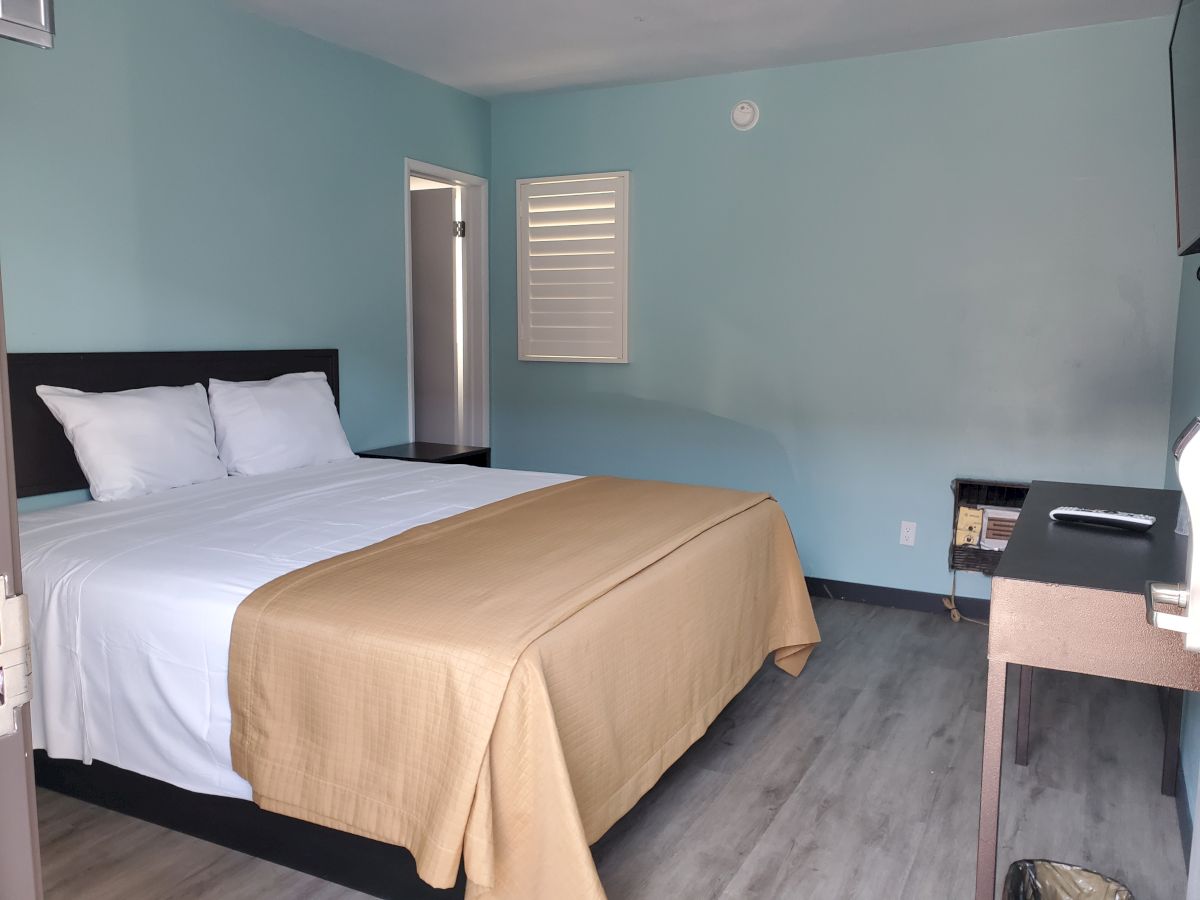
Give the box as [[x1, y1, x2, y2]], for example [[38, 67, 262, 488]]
[[995, 481, 1187, 593]]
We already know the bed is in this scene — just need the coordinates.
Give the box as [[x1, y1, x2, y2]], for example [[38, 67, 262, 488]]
[[14, 349, 820, 899]]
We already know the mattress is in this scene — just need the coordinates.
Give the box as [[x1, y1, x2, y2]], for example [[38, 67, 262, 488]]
[[222, 474, 818, 899], [19, 457, 576, 799]]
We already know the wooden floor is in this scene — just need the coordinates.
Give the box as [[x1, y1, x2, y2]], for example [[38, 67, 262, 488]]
[[37, 598, 1188, 899]]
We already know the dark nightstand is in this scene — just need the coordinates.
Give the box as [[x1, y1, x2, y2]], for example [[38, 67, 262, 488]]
[[358, 442, 491, 467]]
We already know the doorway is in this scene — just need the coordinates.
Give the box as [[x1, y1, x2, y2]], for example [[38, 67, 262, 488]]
[[404, 160, 488, 448]]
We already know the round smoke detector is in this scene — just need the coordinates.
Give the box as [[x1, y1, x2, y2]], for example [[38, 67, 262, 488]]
[[731, 100, 759, 131]]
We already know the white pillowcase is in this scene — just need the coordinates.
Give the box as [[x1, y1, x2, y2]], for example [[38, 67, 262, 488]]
[[207, 372, 354, 476], [36, 383, 227, 502]]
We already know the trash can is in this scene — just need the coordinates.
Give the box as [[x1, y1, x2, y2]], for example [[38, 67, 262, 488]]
[[1003, 860, 1134, 900]]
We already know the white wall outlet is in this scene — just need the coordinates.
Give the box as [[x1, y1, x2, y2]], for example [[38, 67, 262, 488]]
[[900, 521, 917, 547]]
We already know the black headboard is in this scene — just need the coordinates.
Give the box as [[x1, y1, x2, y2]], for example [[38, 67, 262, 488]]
[[7, 349, 339, 498]]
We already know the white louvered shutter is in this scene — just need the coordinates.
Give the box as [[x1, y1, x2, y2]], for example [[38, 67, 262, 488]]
[[517, 171, 629, 363]]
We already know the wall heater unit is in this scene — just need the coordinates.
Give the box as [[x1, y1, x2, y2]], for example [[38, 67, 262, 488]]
[[949, 479, 1028, 576]]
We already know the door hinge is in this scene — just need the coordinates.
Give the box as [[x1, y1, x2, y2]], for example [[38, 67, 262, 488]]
[[0, 591, 31, 737], [453, 220, 466, 238]]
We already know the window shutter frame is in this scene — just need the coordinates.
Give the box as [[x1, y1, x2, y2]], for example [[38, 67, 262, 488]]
[[517, 171, 630, 364]]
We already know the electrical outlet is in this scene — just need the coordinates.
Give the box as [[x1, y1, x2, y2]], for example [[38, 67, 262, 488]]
[[900, 521, 917, 547]]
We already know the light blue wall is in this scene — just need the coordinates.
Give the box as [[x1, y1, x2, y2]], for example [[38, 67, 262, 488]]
[[0, 0, 1192, 834], [0, 0, 489, 455], [490, 18, 1183, 597], [1166, 258, 1200, 823]]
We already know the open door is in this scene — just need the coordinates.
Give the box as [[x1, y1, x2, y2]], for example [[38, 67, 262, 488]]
[[0, 269, 42, 899], [404, 160, 489, 449], [411, 186, 459, 444]]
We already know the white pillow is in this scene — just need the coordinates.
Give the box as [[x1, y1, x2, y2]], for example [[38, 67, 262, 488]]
[[36, 383, 227, 502], [207, 372, 354, 476]]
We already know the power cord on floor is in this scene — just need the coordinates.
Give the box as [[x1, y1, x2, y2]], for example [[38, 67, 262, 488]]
[[943, 570, 987, 626]]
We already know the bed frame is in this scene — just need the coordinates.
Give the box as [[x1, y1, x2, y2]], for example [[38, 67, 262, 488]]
[[9, 349, 341, 498], [11, 349, 463, 898]]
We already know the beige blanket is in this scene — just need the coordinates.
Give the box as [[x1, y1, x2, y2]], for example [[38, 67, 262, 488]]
[[229, 476, 819, 899]]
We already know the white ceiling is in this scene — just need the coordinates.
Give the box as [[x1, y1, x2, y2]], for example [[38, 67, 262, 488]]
[[409, 175, 452, 191], [238, 0, 1177, 98]]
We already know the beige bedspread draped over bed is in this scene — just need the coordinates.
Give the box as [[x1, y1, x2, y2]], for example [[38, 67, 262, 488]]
[[229, 476, 820, 899]]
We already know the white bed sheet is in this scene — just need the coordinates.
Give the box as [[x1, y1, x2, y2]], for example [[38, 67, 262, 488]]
[[20, 457, 575, 799]]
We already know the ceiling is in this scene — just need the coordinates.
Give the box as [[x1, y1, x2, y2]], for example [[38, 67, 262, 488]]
[[238, 0, 1177, 98], [409, 175, 452, 191]]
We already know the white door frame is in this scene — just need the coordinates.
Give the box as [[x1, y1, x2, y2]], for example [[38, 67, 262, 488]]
[[403, 159, 489, 447], [0, 265, 42, 899]]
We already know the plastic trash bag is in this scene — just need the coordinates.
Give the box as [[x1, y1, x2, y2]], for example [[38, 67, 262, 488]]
[[1003, 860, 1134, 900]]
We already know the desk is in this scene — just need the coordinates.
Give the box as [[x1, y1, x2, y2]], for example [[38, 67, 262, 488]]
[[975, 481, 1200, 899]]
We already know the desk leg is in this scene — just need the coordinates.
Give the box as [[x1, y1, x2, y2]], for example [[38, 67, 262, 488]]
[[976, 659, 1007, 900], [1163, 688, 1183, 797], [1015, 665, 1032, 767]]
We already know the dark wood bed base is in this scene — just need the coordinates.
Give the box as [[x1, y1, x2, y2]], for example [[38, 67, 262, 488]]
[[35, 752, 464, 898], [14, 348, 462, 897]]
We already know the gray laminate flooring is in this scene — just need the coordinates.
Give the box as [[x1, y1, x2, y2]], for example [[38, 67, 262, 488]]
[[37, 598, 1188, 899]]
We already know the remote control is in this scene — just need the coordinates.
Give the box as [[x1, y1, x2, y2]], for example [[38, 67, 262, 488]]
[[1048, 506, 1156, 532]]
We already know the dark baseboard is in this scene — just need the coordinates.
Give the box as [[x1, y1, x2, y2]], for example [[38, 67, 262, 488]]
[[806, 577, 989, 622], [1179, 765, 1193, 872]]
